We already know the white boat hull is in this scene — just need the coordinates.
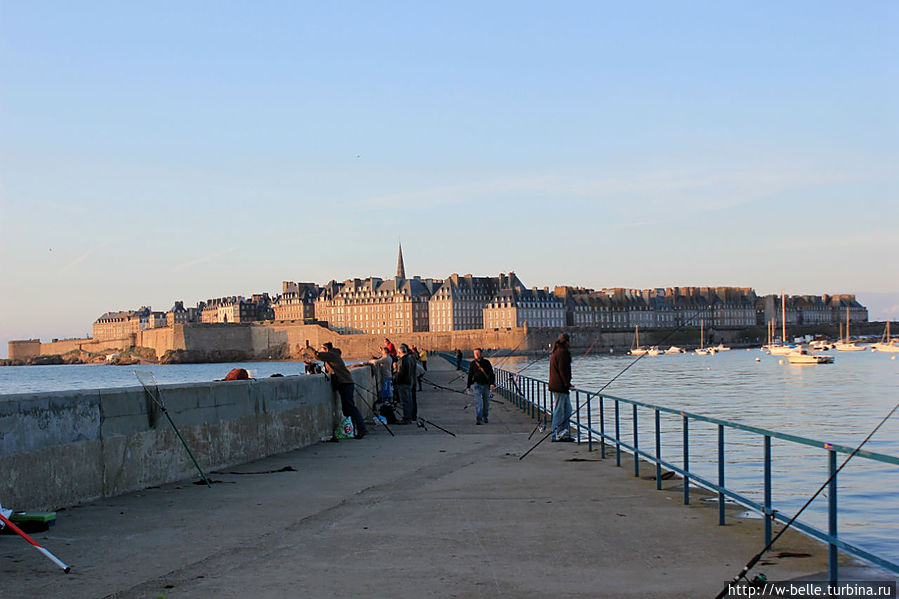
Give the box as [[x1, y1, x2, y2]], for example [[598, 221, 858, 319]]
[[835, 343, 866, 352]]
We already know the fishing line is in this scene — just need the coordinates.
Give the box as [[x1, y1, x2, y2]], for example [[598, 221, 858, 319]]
[[134, 370, 212, 487], [518, 307, 713, 461], [443, 329, 533, 385], [525, 329, 608, 440], [353, 385, 395, 437], [713, 399, 899, 599]]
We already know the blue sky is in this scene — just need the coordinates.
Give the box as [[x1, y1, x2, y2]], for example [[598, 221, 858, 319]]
[[1, 1, 897, 355]]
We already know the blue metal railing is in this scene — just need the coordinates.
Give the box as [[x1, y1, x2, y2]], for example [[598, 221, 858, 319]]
[[440, 353, 899, 580]]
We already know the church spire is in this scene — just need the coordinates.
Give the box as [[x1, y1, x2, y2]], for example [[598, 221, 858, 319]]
[[396, 243, 406, 280]]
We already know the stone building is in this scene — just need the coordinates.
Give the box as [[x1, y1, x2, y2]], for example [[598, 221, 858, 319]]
[[166, 301, 201, 326], [429, 272, 520, 331], [483, 285, 565, 329], [200, 294, 272, 324], [92, 307, 150, 342], [272, 282, 319, 321], [312, 247, 440, 335]]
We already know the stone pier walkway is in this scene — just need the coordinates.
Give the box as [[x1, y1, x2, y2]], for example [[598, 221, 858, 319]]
[[2, 358, 834, 598]]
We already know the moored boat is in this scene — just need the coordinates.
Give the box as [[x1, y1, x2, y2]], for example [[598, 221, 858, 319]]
[[629, 325, 648, 355], [872, 321, 899, 353], [788, 345, 835, 365]]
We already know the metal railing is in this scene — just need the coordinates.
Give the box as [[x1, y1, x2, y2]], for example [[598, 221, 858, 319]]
[[455, 356, 899, 581]]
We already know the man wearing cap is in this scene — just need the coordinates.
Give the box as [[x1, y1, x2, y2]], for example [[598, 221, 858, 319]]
[[549, 333, 574, 442], [302, 342, 368, 439]]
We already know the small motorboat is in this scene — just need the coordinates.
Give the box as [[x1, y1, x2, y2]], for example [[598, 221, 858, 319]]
[[787, 346, 834, 365]]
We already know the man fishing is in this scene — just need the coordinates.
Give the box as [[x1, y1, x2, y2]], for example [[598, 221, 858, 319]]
[[465, 348, 495, 425], [302, 342, 368, 439], [549, 333, 574, 442]]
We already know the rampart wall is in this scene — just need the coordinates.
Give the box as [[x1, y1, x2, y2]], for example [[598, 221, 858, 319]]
[[0, 369, 375, 510], [9, 321, 759, 364]]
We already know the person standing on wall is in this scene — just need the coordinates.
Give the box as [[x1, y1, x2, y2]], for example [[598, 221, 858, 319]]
[[549, 333, 574, 442], [303, 342, 368, 439], [465, 348, 495, 425]]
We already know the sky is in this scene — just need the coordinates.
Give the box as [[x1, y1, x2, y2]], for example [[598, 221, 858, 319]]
[[1, 1, 897, 357]]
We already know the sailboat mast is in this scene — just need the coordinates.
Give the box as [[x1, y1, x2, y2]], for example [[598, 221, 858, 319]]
[[781, 292, 786, 344], [846, 306, 850, 343]]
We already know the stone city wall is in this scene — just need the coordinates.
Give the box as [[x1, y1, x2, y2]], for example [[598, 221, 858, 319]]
[[10, 321, 757, 364], [0, 368, 375, 510]]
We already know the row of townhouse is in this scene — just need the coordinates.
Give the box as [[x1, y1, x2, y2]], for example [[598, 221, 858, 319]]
[[93, 285, 870, 342], [92, 307, 169, 341], [90, 249, 868, 340], [758, 293, 868, 327]]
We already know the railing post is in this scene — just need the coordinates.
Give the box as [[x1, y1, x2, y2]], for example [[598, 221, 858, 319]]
[[633, 404, 639, 477], [599, 395, 606, 459], [575, 390, 581, 443], [718, 424, 725, 525], [683, 413, 690, 505], [545, 383, 550, 428], [655, 409, 661, 490], [615, 399, 621, 467], [529, 378, 534, 418], [829, 449, 838, 583], [587, 393, 593, 452], [764, 435, 772, 546]]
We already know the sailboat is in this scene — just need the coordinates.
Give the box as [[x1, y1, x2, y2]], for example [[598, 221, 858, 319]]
[[694, 320, 714, 356], [872, 321, 899, 353], [629, 325, 648, 356], [768, 292, 795, 355], [835, 306, 865, 351]]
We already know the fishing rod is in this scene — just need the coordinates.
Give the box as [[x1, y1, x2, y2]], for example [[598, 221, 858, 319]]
[[353, 385, 395, 437], [526, 331, 606, 440], [714, 399, 899, 598], [134, 370, 212, 487], [443, 330, 533, 385], [417, 417, 457, 437], [518, 307, 713, 461], [0, 512, 70, 573], [422, 377, 504, 406]]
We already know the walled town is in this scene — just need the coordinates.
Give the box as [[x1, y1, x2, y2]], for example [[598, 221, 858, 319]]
[[7, 246, 869, 365]]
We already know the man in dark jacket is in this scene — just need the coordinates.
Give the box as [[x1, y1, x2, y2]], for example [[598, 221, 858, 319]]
[[465, 348, 495, 425], [303, 343, 368, 439], [549, 333, 573, 442], [393, 344, 416, 423]]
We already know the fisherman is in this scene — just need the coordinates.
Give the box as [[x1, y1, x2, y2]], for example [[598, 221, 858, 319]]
[[419, 348, 428, 371], [302, 342, 367, 439], [384, 338, 397, 358], [455, 349, 463, 370], [393, 344, 416, 424], [549, 333, 574, 442], [465, 348, 495, 425], [368, 347, 394, 401]]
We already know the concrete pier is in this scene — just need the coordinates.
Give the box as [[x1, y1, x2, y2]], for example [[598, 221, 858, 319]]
[[2, 358, 835, 598]]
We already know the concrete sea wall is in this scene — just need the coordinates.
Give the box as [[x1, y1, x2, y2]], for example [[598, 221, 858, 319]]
[[0, 368, 375, 510]]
